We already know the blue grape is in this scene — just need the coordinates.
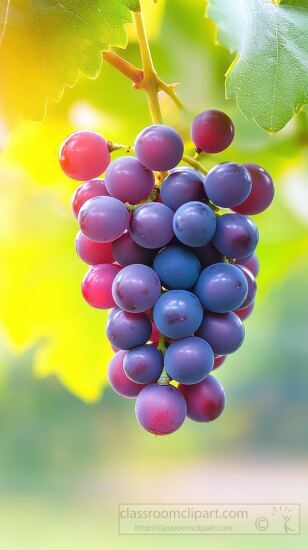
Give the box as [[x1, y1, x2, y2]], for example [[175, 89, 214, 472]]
[[196, 311, 244, 355], [78, 196, 129, 243], [153, 246, 201, 290], [112, 232, 156, 267], [179, 375, 226, 422], [106, 308, 152, 350], [160, 168, 206, 211], [135, 384, 187, 435], [105, 156, 155, 204], [213, 213, 259, 259], [108, 351, 146, 398], [130, 202, 174, 249], [194, 262, 248, 313], [165, 336, 214, 385], [112, 264, 161, 313], [204, 162, 252, 208], [173, 201, 216, 247], [123, 344, 163, 384], [194, 241, 224, 269], [153, 290, 203, 339], [235, 264, 257, 309], [134, 125, 184, 171]]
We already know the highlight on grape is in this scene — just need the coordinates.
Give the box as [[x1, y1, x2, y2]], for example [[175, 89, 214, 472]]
[[59, 110, 274, 436]]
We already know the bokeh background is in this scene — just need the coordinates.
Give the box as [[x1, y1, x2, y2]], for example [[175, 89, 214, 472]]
[[0, 0, 307, 548]]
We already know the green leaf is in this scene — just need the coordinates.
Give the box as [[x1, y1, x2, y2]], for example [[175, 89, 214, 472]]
[[207, 0, 308, 132], [0, 0, 138, 120]]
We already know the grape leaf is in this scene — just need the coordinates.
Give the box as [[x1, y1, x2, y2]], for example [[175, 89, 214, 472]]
[[207, 0, 308, 132], [0, 0, 139, 120]]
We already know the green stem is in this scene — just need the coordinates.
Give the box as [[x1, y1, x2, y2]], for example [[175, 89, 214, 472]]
[[182, 154, 208, 175], [157, 333, 171, 386]]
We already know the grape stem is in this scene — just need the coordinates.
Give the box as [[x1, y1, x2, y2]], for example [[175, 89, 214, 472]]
[[182, 154, 208, 175], [157, 333, 171, 386]]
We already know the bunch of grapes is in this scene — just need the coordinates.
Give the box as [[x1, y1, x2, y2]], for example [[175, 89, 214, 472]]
[[59, 109, 274, 436]]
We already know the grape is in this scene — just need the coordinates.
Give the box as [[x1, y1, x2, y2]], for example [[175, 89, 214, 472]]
[[213, 355, 226, 370], [160, 168, 206, 211], [194, 262, 248, 313], [236, 253, 260, 278], [153, 246, 201, 290], [75, 231, 113, 265], [153, 290, 203, 339], [105, 156, 155, 204], [81, 263, 121, 309], [233, 164, 274, 215], [123, 345, 163, 384], [112, 232, 155, 267], [213, 213, 259, 259], [173, 201, 216, 247], [196, 311, 244, 355], [179, 375, 225, 422], [204, 163, 252, 208], [112, 264, 161, 313], [134, 125, 184, 171], [165, 336, 214, 385], [108, 351, 146, 398], [194, 242, 224, 269], [106, 308, 152, 350], [235, 265, 257, 309], [135, 384, 187, 435], [191, 110, 234, 153], [72, 179, 109, 218], [59, 131, 110, 180], [78, 196, 129, 243], [130, 202, 174, 249], [235, 301, 255, 321]]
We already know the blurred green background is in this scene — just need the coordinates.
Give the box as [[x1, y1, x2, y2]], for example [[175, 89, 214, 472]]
[[0, 0, 307, 548]]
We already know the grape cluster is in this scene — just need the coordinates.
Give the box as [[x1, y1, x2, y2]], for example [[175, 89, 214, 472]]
[[59, 109, 274, 436]]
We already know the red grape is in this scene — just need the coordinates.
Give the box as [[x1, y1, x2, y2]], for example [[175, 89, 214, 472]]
[[179, 375, 225, 422], [59, 131, 110, 180], [191, 110, 234, 153], [81, 263, 121, 309]]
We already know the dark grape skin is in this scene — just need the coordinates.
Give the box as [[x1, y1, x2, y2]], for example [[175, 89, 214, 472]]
[[173, 201, 216, 247], [112, 264, 161, 313], [135, 384, 187, 435], [165, 336, 214, 385], [106, 308, 152, 350], [194, 262, 248, 313], [81, 263, 121, 309], [130, 202, 174, 249], [235, 265, 257, 309], [179, 375, 226, 422], [72, 179, 109, 218], [78, 196, 130, 243], [160, 168, 206, 211], [236, 253, 260, 278], [123, 344, 164, 384], [191, 110, 234, 154], [213, 355, 226, 370], [213, 213, 259, 260], [134, 125, 184, 172], [235, 301, 255, 321], [196, 311, 245, 355], [153, 290, 203, 340], [153, 246, 201, 290], [105, 156, 155, 204], [112, 232, 156, 267], [59, 131, 110, 181], [75, 231, 113, 265], [204, 163, 252, 208], [108, 351, 146, 398], [233, 164, 274, 215], [194, 241, 224, 269]]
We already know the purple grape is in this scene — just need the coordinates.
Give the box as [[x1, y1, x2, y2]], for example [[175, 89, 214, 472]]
[[236, 253, 260, 278], [123, 344, 164, 384], [204, 162, 252, 208], [179, 375, 226, 422], [130, 202, 174, 249], [194, 262, 248, 313], [81, 263, 121, 309], [213, 355, 226, 370], [75, 231, 113, 265], [194, 241, 224, 269], [191, 110, 234, 153], [173, 201, 216, 247], [134, 125, 184, 171], [72, 179, 109, 218], [105, 156, 155, 204], [135, 384, 187, 435], [106, 308, 152, 350], [233, 163, 274, 215], [235, 301, 255, 321], [153, 246, 201, 290], [112, 232, 156, 267], [165, 336, 214, 385], [160, 168, 206, 211], [196, 311, 245, 355], [112, 264, 161, 313], [78, 196, 129, 243], [213, 213, 259, 259], [108, 351, 146, 398], [235, 265, 257, 309], [153, 290, 203, 339]]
